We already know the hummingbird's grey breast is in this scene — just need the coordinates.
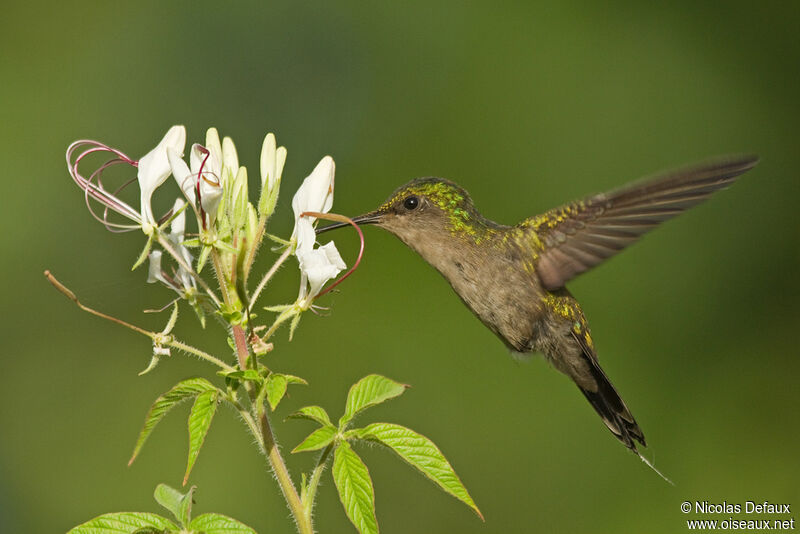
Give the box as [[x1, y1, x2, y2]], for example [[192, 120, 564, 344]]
[[387, 219, 547, 352]]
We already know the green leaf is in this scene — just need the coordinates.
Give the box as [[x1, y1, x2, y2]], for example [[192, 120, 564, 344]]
[[214, 239, 238, 255], [189, 513, 257, 534], [339, 375, 408, 429], [131, 236, 154, 271], [265, 373, 308, 411], [67, 512, 177, 534], [351, 423, 483, 519], [288, 312, 302, 340], [217, 369, 262, 383], [197, 244, 212, 273], [333, 441, 378, 534], [288, 405, 332, 427], [162, 302, 179, 334], [292, 425, 337, 453], [129, 378, 217, 465], [283, 373, 308, 385], [263, 304, 292, 313], [265, 373, 287, 411], [153, 483, 194, 527], [184, 389, 219, 484]]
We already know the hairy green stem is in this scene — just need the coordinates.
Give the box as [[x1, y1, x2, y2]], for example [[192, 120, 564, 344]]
[[303, 443, 334, 522], [242, 214, 267, 284], [258, 405, 312, 534], [230, 321, 311, 534], [168, 339, 235, 372], [248, 244, 293, 313]]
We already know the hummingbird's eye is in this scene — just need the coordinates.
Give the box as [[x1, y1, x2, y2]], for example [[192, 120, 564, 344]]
[[403, 195, 420, 210]]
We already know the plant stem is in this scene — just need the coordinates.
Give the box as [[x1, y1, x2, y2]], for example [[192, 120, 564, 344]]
[[168, 339, 235, 372], [242, 214, 267, 283], [230, 323, 312, 534], [248, 244, 293, 313], [44, 270, 233, 372], [303, 443, 333, 521], [258, 406, 312, 534]]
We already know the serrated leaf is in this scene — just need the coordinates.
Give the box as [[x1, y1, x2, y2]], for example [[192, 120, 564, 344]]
[[265, 373, 287, 411], [217, 369, 262, 383], [153, 483, 194, 527], [67, 512, 177, 534], [352, 423, 482, 519], [283, 373, 308, 385], [184, 390, 219, 484], [333, 441, 378, 534], [288, 405, 332, 427], [129, 378, 217, 465], [292, 425, 337, 453], [265, 373, 308, 411], [339, 375, 408, 429], [189, 513, 257, 534]]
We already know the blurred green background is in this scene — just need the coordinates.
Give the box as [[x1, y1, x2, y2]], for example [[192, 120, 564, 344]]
[[2, 2, 798, 533]]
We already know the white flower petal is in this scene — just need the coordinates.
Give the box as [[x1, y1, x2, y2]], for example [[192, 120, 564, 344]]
[[199, 177, 223, 218], [222, 136, 239, 181], [168, 148, 196, 204], [260, 133, 276, 188], [170, 198, 186, 238], [138, 125, 186, 224], [297, 241, 346, 299], [294, 218, 317, 257], [189, 143, 221, 183], [205, 128, 223, 174], [147, 250, 164, 284], [319, 241, 346, 270], [291, 156, 335, 240]]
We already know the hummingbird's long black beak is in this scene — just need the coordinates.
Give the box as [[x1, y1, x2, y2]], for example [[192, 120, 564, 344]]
[[316, 211, 383, 235]]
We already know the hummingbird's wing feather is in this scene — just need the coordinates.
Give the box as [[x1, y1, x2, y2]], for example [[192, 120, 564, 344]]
[[528, 155, 758, 290]]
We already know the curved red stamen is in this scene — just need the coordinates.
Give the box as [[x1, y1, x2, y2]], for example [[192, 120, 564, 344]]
[[66, 140, 142, 230], [195, 146, 211, 229], [299, 211, 365, 299]]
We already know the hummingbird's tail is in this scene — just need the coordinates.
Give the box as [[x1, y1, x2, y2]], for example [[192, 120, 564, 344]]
[[563, 325, 673, 482], [573, 344, 646, 451]]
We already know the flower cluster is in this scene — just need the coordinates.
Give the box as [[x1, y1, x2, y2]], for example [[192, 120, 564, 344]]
[[66, 125, 356, 358]]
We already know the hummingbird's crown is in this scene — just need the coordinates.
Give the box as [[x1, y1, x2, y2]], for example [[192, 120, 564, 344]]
[[379, 177, 500, 242], [379, 177, 471, 213]]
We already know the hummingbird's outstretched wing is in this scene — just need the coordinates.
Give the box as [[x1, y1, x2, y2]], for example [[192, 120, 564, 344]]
[[525, 155, 758, 290]]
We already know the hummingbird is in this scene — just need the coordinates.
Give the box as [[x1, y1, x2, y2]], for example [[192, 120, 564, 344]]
[[317, 156, 758, 463]]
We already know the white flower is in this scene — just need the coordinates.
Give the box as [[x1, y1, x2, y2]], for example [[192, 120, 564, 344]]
[[291, 156, 335, 252], [260, 133, 287, 194], [290, 156, 345, 306], [297, 242, 347, 303], [258, 133, 287, 217], [168, 130, 225, 224], [137, 126, 186, 231], [67, 125, 186, 234]]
